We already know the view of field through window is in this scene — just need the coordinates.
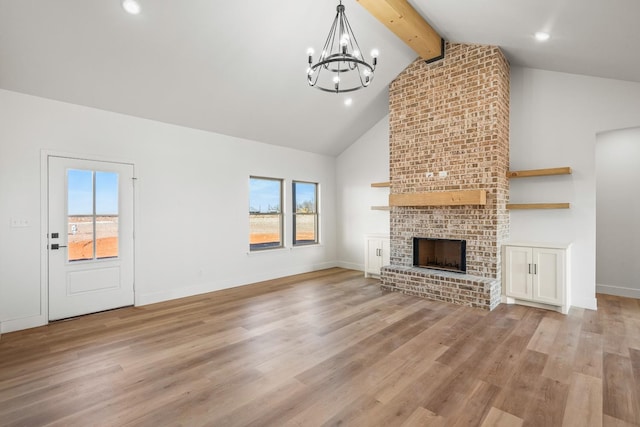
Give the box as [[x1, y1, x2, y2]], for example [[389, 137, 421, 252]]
[[293, 181, 318, 245], [249, 177, 282, 250], [67, 169, 119, 261]]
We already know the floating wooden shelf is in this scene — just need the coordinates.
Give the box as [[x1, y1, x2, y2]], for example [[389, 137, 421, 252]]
[[371, 181, 391, 188], [507, 203, 570, 210], [389, 190, 487, 207], [507, 167, 572, 178], [371, 206, 391, 211]]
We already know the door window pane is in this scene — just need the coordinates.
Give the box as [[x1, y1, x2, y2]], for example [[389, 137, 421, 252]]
[[68, 169, 94, 261], [249, 177, 283, 250], [95, 172, 119, 259], [293, 181, 318, 246]]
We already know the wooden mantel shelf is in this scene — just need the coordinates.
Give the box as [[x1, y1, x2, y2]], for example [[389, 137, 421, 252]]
[[371, 181, 391, 188], [507, 167, 572, 178], [389, 190, 486, 207]]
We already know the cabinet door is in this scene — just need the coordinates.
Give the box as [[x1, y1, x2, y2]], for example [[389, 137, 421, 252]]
[[365, 239, 382, 276], [381, 238, 390, 268], [533, 248, 564, 305], [505, 246, 533, 300]]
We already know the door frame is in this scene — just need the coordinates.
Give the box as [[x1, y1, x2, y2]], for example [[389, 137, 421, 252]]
[[40, 150, 138, 325]]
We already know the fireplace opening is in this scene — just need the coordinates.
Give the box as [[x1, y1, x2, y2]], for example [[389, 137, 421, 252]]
[[413, 237, 466, 273]]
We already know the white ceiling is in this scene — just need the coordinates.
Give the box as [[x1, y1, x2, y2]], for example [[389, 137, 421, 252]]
[[1, 0, 638, 156]]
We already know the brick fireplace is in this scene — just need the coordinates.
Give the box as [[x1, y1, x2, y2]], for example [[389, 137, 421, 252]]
[[380, 43, 510, 310]]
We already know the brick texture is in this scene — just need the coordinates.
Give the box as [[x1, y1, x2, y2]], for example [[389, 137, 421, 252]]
[[381, 43, 510, 310]]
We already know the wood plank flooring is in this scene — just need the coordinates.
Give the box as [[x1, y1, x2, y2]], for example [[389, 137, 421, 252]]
[[1, 268, 639, 426]]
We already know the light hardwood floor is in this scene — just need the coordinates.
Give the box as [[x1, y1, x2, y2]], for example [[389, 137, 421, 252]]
[[1, 268, 639, 426]]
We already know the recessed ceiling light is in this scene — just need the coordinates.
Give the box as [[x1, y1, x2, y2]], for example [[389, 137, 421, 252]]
[[122, 0, 141, 15], [534, 32, 550, 42], [344, 98, 353, 107]]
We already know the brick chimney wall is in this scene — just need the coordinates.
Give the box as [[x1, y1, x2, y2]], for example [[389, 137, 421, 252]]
[[381, 43, 510, 310]]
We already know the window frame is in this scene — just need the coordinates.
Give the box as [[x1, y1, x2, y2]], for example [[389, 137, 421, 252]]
[[292, 180, 319, 246], [249, 176, 284, 251], [66, 168, 120, 262]]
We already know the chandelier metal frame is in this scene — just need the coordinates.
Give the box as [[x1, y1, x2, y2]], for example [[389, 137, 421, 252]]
[[307, 1, 378, 93]]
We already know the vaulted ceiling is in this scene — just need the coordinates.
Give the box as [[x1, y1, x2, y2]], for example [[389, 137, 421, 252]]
[[1, 0, 638, 156]]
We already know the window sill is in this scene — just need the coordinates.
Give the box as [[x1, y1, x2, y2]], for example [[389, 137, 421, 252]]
[[247, 244, 323, 255], [292, 243, 323, 251], [246, 247, 288, 256]]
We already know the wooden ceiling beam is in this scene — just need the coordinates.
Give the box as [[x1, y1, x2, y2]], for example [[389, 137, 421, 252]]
[[356, 0, 444, 62]]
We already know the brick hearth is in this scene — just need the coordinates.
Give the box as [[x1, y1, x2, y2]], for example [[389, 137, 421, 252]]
[[381, 43, 510, 310]]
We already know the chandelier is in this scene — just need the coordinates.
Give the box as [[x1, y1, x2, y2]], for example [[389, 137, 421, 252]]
[[307, 1, 379, 93]]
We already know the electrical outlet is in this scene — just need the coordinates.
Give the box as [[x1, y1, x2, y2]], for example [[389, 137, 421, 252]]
[[438, 171, 448, 178], [10, 218, 30, 228]]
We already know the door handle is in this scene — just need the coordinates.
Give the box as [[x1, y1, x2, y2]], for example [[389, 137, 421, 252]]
[[50, 243, 68, 250]]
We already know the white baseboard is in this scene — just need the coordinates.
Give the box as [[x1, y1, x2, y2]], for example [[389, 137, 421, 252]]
[[501, 295, 566, 314], [596, 283, 640, 299], [335, 261, 363, 271], [136, 261, 339, 306], [1, 314, 47, 334]]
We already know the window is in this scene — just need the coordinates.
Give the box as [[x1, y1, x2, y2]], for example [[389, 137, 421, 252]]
[[67, 169, 119, 261], [293, 181, 318, 246], [249, 177, 283, 251]]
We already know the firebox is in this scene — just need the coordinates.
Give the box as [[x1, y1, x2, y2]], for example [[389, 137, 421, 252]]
[[413, 238, 466, 273]]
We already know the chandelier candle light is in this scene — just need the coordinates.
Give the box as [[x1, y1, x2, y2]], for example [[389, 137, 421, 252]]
[[307, 0, 379, 93]]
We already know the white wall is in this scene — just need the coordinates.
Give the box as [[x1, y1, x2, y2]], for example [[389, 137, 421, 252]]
[[0, 89, 337, 333], [509, 67, 640, 310], [5, 67, 640, 334], [336, 115, 390, 270], [595, 127, 640, 298]]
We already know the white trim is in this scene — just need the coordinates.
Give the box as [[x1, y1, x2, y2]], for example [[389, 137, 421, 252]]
[[502, 295, 567, 314], [247, 244, 326, 256], [40, 151, 49, 324], [291, 243, 324, 251], [503, 293, 598, 311], [365, 233, 390, 239], [39, 150, 137, 328], [336, 261, 363, 271], [136, 261, 337, 306], [569, 296, 598, 311], [597, 283, 640, 299], [1, 314, 47, 334], [40, 149, 135, 166], [503, 241, 572, 249], [246, 247, 289, 256]]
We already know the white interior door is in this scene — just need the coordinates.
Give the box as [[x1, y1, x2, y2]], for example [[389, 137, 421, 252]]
[[48, 156, 135, 321]]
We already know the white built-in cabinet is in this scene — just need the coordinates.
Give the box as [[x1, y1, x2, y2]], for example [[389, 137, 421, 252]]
[[503, 242, 571, 314], [364, 234, 390, 278]]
